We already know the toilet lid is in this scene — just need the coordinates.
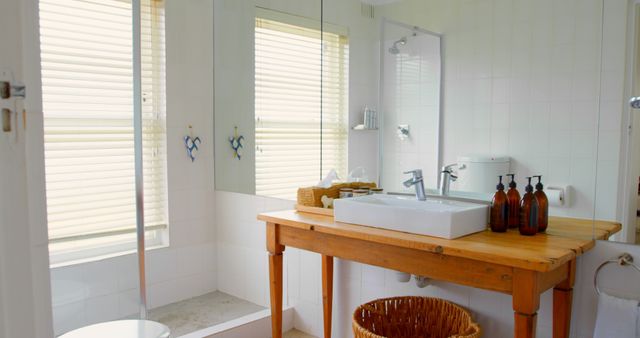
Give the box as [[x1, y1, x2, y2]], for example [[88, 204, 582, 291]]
[[58, 320, 170, 338]]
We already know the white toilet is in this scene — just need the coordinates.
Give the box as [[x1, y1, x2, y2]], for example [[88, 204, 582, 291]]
[[58, 320, 170, 338]]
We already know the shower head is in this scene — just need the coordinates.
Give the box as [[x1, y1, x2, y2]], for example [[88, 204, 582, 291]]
[[388, 37, 407, 55]]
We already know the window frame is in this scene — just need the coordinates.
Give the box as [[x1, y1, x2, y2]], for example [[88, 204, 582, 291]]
[[39, 0, 169, 266]]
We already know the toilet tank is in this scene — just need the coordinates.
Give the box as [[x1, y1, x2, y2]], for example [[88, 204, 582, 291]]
[[453, 156, 510, 194]]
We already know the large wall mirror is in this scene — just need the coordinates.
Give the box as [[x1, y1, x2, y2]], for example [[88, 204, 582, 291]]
[[213, 0, 323, 198], [213, 0, 444, 199], [595, 0, 640, 245], [214, 0, 622, 237]]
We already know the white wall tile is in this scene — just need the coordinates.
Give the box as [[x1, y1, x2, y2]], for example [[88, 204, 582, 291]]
[[598, 99, 623, 132], [551, 74, 573, 101], [147, 248, 178, 285], [112, 254, 140, 292], [468, 288, 513, 338], [600, 70, 625, 101], [147, 278, 180, 309], [53, 301, 86, 336], [244, 249, 269, 307], [548, 101, 572, 130], [293, 300, 322, 338], [176, 245, 205, 278], [85, 294, 120, 325], [50, 265, 88, 307], [286, 248, 301, 305], [83, 259, 119, 298], [570, 131, 597, 158], [118, 289, 140, 318], [299, 251, 321, 304], [217, 243, 247, 299]]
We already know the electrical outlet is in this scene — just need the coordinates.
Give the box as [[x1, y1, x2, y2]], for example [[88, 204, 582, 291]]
[[2, 108, 11, 132]]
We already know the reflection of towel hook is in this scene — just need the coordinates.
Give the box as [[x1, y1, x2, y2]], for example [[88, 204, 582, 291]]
[[228, 126, 244, 160], [594, 253, 640, 295]]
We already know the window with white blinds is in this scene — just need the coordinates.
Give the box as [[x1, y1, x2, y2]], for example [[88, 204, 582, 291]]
[[40, 0, 168, 264], [255, 12, 349, 200]]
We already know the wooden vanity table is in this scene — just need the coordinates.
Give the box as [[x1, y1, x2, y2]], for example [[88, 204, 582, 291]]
[[258, 210, 620, 338]]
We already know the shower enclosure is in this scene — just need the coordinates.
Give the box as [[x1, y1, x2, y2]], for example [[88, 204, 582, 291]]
[[58, 0, 168, 336], [47, 0, 275, 336], [378, 19, 443, 194]]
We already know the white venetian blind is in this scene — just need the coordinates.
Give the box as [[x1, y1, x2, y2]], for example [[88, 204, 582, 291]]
[[39, 0, 168, 264], [255, 13, 348, 200], [321, 28, 349, 184]]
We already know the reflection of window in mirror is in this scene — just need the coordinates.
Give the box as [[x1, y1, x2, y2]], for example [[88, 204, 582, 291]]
[[254, 9, 349, 199]]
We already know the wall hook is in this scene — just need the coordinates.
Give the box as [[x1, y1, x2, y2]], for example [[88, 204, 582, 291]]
[[229, 126, 245, 160], [184, 125, 201, 162]]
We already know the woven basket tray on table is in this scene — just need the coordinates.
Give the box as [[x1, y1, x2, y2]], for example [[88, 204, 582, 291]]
[[353, 296, 481, 338], [297, 182, 377, 208]]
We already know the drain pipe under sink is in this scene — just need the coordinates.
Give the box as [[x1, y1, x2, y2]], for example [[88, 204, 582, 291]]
[[395, 271, 431, 288]]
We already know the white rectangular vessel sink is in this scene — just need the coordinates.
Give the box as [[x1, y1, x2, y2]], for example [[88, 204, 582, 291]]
[[333, 194, 489, 239]]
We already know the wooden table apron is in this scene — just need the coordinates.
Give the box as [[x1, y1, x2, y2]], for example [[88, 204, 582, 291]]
[[261, 211, 620, 338]]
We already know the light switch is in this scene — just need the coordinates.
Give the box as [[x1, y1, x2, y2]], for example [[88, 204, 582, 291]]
[[2, 108, 11, 132]]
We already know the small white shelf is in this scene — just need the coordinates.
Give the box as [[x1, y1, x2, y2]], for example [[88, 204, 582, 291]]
[[351, 127, 379, 131]]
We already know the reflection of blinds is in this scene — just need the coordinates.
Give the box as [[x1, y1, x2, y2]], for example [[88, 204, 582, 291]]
[[40, 0, 167, 264], [255, 15, 349, 200], [321, 31, 349, 183]]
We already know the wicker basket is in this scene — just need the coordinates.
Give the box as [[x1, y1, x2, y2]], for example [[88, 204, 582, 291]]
[[352, 296, 481, 338], [297, 182, 377, 208]]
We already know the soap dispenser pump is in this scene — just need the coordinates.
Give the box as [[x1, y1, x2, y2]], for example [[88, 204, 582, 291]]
[[532, 175, 548, 232], [490, 176, 508, 232], [519, 177, 539, 236], [506, 174, 521, 229]]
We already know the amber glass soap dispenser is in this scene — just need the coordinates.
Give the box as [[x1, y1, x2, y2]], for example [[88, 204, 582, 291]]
[[532, 175, 548, 232], [506, 174, 521, 229], [490, 176, 508, 232], [519, 177, 539, 236]]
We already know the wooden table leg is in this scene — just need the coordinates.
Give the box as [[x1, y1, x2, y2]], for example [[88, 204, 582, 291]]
[[322, 255, 334, 338], [553, 259, 576, 338], [513, 269, 540, 338], [267, 223, 285, 338]]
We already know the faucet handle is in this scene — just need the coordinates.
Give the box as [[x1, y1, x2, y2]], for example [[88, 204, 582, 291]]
[[441, 163, 457, 172], [403, 169, 423, 178]]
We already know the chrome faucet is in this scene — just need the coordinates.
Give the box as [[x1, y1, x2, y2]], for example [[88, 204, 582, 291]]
[[438, 164, 458, 196], [403, 169, 427, 201]]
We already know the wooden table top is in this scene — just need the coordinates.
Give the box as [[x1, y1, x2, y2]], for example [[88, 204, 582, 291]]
[[258, 210, 621, 273]]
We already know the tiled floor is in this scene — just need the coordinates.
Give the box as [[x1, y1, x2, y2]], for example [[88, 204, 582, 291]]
[[139, 290, 316, 338], [146, 291, 265, 337], [283, 329, 316, 338]]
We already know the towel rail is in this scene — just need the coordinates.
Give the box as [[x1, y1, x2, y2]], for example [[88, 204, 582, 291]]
[[594, 252, 640, 295]]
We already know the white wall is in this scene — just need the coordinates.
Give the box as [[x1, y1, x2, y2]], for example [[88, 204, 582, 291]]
[[48, 0, 218, 335], [216, 191, 640, 338], [376, 0, 627, 221], [380, 25, 442, 192], [215, 1, 638, 338], [0, 0, 54, 337], [216, 192, 295, 308]]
